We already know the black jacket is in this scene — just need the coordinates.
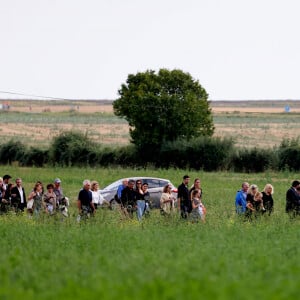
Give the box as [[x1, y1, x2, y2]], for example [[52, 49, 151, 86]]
[[121, 187, 137, 207], [11, 185, 27, 211], [286, 187, 300, 213]]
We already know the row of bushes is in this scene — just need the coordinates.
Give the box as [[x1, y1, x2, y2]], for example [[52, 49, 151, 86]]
[[1, 131, 300, 172]]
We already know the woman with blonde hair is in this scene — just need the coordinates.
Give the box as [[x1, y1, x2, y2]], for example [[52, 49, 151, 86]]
[[246, 184, 260, 219], [91, 181, 106, 209], [262, 184, 274, 215]]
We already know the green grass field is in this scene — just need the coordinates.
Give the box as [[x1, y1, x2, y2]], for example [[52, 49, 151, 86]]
[[1, 166, 300, 299]]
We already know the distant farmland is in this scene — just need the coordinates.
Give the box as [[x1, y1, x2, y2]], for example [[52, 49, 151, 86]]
[[1, 99, 300, 149]]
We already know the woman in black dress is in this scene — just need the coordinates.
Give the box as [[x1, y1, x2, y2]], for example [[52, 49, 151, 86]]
[[262, 184, 274, 215]]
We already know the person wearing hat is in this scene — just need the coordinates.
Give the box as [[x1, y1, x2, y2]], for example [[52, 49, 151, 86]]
[[53, 178, 63, 211]]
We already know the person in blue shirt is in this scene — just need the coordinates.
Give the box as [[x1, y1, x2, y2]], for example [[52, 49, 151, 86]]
[[235, 182, 249, 214], [117, 179, 128, 201]]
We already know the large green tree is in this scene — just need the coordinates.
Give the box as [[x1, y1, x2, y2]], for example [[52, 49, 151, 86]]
[[113, 69, 214, 152]]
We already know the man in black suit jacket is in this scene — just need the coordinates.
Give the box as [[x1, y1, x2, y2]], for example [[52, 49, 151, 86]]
[[286, 180, 300, 217], [11, 178, 27, 212]]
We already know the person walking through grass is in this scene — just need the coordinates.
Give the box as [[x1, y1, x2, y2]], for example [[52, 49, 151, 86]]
[[190, 189, 206, 223], [141, 182, 151, 217], [120, 179, 137, 218], [77, 179, 95, 221], [235, 182, 249, 214], [91, 181, 106, 209], [262, 183, 274, 215], [245, 184, 259, 220], [245, 184, 266, 220], [160, 184, 175, 216], [177, 175, 191, 219], [189, 178, 203, 201], [135, 179, 145, 221], [285, 180, 300, 218], [53, 178, 63, 211], [27, 182, 43, 216], [43, 183, 57, 215], [10, 178, 27, 213]]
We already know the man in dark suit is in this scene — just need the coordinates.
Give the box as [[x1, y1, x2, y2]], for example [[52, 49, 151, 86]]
[[286, 180, 300, 217], [11, 178, 27, 212]]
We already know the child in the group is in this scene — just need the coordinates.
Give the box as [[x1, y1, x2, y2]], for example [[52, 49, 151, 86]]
[[43, 183, 57, 214], [254, 191, 266, 212], [190, 189, 206, 222]]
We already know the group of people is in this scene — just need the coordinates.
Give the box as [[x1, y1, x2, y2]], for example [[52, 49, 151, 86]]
[[1, 173, 207, 222], [76, 179, 110, 221], [0, 175, 69, 217], [7, 173, 299, 223], [114, 179, 151, 220], [102, 175, 206, 222], [235, 180, 300, 219], [76, 175, 206, 222], [173, 175, 206, 222]]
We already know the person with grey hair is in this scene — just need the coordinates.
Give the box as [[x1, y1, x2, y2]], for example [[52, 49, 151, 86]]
[[235, 182, 249, 214], [53, 178, 63, 212], [11, 178, 27, 213], [77, 179, 95, 221]]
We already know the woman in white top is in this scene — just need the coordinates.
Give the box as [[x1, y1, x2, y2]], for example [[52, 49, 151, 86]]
[[91, 181, 106, 209], [160, 184, 175, 215]]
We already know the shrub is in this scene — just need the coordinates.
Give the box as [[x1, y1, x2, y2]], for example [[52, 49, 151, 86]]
[[276, 138, 300, 171], [229, 148, 274, 172], [0, 140, 26, 164], [49, 131, 97, 166], [114, 145, 137, 167], [159, 137, 234, 171], [19, 147, 49, 167]]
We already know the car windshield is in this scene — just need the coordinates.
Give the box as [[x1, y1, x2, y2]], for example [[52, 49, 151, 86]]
[[102, 180, 122, 191], [102, 178, 171, 191], [143, 179, 169, 189]]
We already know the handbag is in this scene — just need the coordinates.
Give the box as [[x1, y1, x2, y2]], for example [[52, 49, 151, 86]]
[[27, 199, 34, 209]]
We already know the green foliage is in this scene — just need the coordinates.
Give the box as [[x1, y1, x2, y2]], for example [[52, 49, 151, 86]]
[[159, 137, 234, 170], [19, 147, 49, 167], [277, 138, 300, 170], [113, 69, 214, 153], [0, 140, 26, 164], [114, 145, 138, 166], [229, 148, 275, 172], [49, 131, 97, 167]]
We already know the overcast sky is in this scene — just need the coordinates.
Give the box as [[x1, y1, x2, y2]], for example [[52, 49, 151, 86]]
[[1, 0, 300, 100]]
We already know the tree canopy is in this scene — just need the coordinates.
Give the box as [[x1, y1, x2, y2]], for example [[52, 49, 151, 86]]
[[113, 69, 214, 151]]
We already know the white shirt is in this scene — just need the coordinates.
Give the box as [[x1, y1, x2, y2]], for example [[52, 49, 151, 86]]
[[91, 190, 105, 205], [18, 186, 24, 203]]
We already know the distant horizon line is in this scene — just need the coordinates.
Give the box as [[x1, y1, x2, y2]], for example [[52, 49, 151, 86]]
[[0, 98, 300, 102]]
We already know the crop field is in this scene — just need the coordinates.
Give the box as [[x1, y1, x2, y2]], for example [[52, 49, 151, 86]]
[[1, 166, 300, 299], [1, 100, 300, 299], [1, 99, 300, 149]]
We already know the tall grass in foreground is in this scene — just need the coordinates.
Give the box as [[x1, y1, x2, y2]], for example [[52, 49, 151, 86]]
[[1, 166, 300, 299], [1, 211, 300, 300]]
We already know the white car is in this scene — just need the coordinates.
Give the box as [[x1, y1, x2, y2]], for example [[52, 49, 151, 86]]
[[100, 177, 177, 208]]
